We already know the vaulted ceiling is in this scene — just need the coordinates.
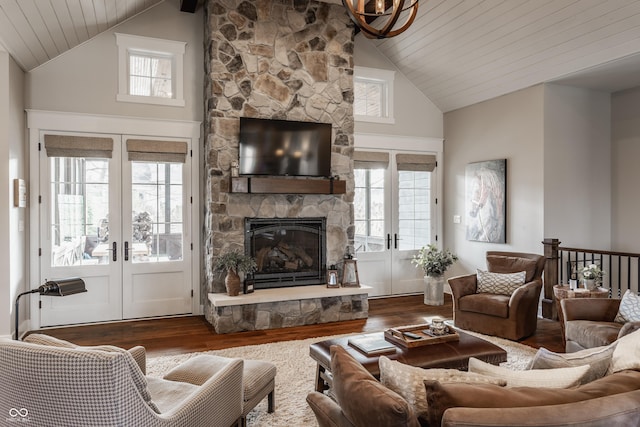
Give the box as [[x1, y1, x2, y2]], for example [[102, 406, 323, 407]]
[[1, 0, 640, 112]]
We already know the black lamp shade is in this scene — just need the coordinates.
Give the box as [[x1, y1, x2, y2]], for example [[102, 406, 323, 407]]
[[40, 278, 87, 296]]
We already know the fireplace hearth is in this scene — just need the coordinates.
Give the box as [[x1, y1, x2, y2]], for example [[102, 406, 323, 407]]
[[245, 218, 326, 289]]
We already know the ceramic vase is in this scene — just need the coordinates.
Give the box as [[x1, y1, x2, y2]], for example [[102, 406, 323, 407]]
[[424, 275, 445, 305], [225, 270, 242, 296], [582, 278, 597, 291]]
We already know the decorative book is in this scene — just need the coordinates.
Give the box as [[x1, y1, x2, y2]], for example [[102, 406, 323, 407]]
[[347, 334, 397, 356]]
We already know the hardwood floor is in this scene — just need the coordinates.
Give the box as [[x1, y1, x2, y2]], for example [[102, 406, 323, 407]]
[[33, 294, 564, 357]]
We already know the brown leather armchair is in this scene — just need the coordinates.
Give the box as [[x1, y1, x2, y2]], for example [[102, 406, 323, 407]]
[[561, 298, 640, 352], [448, 251, 545, 341]]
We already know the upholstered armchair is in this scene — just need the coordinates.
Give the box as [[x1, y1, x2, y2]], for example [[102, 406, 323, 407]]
[[561, 298, 640, 352], [0, 334, 243, 427], [448, 251, 545, 341]]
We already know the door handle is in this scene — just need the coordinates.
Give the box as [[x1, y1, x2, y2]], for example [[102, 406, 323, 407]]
[[124, 241, 129, 261], [394, 234, 400, 249], [112, 242, 117, 262], [387, 234, 391, 250]]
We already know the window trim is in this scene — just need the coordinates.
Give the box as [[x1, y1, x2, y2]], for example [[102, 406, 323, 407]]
[[115, 33, 186, 107], [354, 66, 395, 124]]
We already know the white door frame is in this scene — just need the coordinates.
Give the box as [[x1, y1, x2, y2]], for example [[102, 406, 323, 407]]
[[27, 110, 201, 331], [354, 133, 444, 296]]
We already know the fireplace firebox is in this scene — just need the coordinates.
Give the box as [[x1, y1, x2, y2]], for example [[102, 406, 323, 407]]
[[245, 218, 326, 289]]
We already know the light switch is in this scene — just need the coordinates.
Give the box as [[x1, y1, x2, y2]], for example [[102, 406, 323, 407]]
[[453, 215, 461, 224], [18, 220, 24, 232]]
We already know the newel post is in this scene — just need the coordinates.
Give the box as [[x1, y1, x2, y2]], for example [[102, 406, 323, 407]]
[[542, 238, 560, 319]]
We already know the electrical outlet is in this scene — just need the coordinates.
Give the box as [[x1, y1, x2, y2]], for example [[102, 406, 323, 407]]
[[453, 215, 461, 224]]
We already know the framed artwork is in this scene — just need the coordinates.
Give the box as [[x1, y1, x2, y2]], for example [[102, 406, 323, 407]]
[[465, 159, 506, 243]]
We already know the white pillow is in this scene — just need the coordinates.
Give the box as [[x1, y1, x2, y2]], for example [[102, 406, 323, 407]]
[[528, 344, 616, 384], [476, 269, 526, 296], [608, 327, 640, 374], [468, 357, 589, 388], [379, 356, 505, 419], [614, 290, 640, 323]]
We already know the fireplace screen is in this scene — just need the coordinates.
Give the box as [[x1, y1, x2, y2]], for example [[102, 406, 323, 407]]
[[245, 218, 326, 289]]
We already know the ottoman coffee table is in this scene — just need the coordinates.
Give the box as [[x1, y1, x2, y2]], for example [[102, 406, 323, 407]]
[[309, 328, 507, 393]]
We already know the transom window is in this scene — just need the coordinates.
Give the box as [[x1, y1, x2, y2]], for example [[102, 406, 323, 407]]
[[129, 53, 173, 98], [116, 33, 185, 107], [354, 66, 395, 124]]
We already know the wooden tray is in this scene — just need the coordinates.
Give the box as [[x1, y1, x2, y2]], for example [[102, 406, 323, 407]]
[[384, 323, 459, 348]]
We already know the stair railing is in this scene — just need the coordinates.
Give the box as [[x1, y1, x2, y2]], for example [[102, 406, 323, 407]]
[[542, 238, 639, 319]]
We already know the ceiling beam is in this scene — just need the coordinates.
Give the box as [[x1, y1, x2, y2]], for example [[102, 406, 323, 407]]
[[180, 0, 198, 13]]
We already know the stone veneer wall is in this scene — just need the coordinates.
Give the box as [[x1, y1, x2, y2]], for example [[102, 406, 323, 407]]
[[210, 294, 369, 333], [203, 0, 356, 302]]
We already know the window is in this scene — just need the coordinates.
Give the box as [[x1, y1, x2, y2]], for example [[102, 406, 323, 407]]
[[116, 33, 186, 107], [354, 66, 395, 124]]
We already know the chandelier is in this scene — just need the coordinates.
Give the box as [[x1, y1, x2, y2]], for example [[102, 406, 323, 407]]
[[343, 0, 420, 39]]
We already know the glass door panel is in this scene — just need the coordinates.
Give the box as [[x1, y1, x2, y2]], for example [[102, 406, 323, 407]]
[[131, 162, 184, 263], [50, 157, 110, 266], [397, 170, 431, 251], [355, 168, 386, 253]]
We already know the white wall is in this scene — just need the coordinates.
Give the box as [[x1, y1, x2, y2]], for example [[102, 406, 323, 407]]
[[443, 86, 545, 275], [0, 51, 26, 338], [543, 84, 611, 249], [353, 36, 443, 139], [611, 86, 640, 252], [25, 1, 203, 122]]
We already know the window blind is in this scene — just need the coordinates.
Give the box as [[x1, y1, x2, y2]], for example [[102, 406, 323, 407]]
[[126, 139, 188, 163], [44, 135, 113, 158], [353, 151, 390, 169], [396, 153, 436, 172]]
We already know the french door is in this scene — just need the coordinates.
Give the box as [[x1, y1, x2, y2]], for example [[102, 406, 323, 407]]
[[354, 149, 436, 297], [39, 131, 192, 326]]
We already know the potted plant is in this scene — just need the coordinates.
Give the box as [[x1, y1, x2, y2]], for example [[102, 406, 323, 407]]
[[411, 244, 458, 305], [580, 263, 604, 290], [214, 250, 257, 296]]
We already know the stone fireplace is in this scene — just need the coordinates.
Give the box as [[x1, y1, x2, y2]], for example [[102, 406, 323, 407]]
[[203, 0, 356, 318], [246, 217, 326, 288]]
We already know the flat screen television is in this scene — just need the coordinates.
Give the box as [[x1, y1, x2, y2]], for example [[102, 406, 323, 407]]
[[238, 117, 332, 177]]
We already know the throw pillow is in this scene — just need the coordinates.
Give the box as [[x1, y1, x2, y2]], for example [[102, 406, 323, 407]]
[[378, 356, 506, 420], [608, 327, 640, 374], [330, 345, 420, 427], [486, 255, 538, 282], [423, 369, 640, 427], [614, 289, 640, 323], [476, 270, 526, 296], [468, 357, 589, 388], [528, 344, 616, 384]]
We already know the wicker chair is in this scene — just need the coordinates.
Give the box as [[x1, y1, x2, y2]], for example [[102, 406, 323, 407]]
[[0, 335, 243, 427]]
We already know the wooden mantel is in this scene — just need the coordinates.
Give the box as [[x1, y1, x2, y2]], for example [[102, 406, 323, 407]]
[[230, 176, 346, 195]]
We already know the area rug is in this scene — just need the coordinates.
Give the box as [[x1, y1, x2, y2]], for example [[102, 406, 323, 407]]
[[147, 332, 538, 426]]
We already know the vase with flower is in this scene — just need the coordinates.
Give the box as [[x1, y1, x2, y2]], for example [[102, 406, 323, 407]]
[[580, 263, 604, 291], [411, 244, 458, 305]]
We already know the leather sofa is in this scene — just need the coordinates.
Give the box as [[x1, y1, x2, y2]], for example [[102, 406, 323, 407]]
[[307, 345, 640, 427], [448, 251, 545, 340], [562, 298, 640, 352]]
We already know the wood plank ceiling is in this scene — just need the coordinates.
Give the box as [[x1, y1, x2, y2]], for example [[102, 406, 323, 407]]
[[0, 0, 162, 71], [371, 0, 640, 111], [1, 0, 640, 112]]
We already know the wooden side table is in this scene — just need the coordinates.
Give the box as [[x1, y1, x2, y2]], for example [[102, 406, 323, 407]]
[[553, 284, 609, 344]]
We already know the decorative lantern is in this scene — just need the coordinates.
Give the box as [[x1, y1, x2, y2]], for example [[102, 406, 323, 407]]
[[327, 265, 340, 288], [341, 255, 360, 287]]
